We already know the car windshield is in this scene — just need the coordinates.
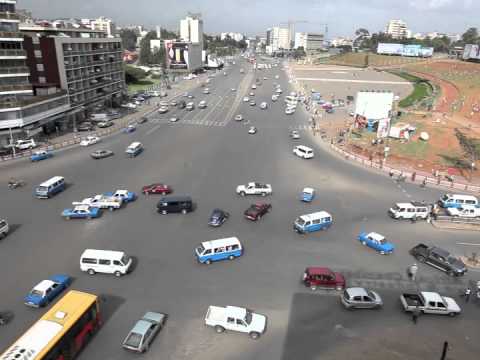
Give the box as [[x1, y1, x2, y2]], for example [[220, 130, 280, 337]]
[[36, 186, 48, 193], [120, 255, 130, 266], [446, 256, 457, 264], [379, 239, 387, 244], [197, 244, 205, 254], [441, 194, 450, 201], [296, 217, 306, 226], [244, 309, 253, 325], [124, 332, 142, 348], [30, 289, 43, 296], [392, 204, 401, 211], [367, 290, 376, 299]]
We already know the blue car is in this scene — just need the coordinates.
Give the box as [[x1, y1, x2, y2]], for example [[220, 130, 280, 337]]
[[24, 274, 71, 307], [104, 189, 137, 203], [357, 232, 395, 255], [30, 150, 53, 162], [301, 187, 315, 202], [123, 124, 136, 133], [62, 205, 101, 220]]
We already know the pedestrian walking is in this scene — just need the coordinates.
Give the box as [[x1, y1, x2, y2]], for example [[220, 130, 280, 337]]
[[412, 301, 420, 324], [411, 172, 417, 182], [464, 287, 471, 303], [408, 263, 418, 281]]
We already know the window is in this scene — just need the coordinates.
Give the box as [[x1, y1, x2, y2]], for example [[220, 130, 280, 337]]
[[204, 249, 211, 255], [236, 319, 245, 326], [227, 317, 235, 323], [231, 244, 239, 251], [99, 259, 111, 265], [113, 260, 121, 265], [34, 50, 42, 58], [437, 302, 446, 308], [353, 296, 362, 301], [312, 219, 320, 224], [38, 77, 46, 84], [82, 258, 97, 264], [36, 63, 45, 72]]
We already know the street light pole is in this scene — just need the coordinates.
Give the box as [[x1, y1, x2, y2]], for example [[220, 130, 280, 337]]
[[440, 341, 448, 360], [9, 127, 15, 157]]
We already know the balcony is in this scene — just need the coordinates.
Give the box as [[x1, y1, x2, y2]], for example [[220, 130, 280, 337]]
[[0, 66, 29, 75], [0, 90, 67, 110], [0, 30, 23, 39], [0, 12, 20, 21], [0, 49, 26, 58], [0, 84, 32, 93]]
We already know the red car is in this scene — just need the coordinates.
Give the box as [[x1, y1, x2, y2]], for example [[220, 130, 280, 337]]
[[244, 203, 271, 221], [142, 183, 172, 195], [302, 267, 346, 290]]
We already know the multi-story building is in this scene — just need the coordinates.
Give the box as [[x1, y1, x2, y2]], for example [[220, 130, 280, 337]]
[[294, 32, 306, 49], [21, 24, 125, 117], [305, 33, 324, 51], [270, 26, 289, 51], [0, 0, 70, 144], [89, 16, 116, 38], [385, 19, 408, 39], [180, 13, 203, 48]]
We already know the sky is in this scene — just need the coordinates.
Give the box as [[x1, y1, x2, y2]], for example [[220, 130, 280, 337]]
[[18, 0, 477, 37]]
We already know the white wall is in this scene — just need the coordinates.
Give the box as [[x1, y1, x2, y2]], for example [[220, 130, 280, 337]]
[[355, 91, 394, 119]]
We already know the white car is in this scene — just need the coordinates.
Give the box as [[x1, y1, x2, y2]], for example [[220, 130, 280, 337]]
[[15, 139, 37, 150], [271, 95, 278, 102], [290, 130, 300, 139], [80, 136, 100, 147], [243, 96, 250, 102], [275, 75, 279, 79], [72, 194, 123, 211], [447, 205, 480, 218], [122, 103, 137, 109], [251, 84, 257, 89], [231, 88, 237, 92], [158, 106, 169, 114], [234, 114, 243, 121], [203, 88, 210, 94], [293, 145, 314, 159], [236, 182, 272, 196], [248, 126, 257, 134], [198, 100, 207, 109], [205, 305, 267, 340], [276, 88, 282, 94], [249, 92, 255, 97], [285, 107, 295, 115], [170, 117, 179, 122]]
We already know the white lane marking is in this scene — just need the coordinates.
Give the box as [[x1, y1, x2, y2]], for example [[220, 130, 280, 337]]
[[457, 242, 480, 246], [295, 77, 410, 85], [146, 124, 161, 135]]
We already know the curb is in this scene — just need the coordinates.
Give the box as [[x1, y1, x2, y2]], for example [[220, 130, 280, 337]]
[[431, 220, 480, 232]]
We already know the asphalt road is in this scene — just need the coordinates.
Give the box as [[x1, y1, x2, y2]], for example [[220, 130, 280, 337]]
[[0, 58, 479, 360]]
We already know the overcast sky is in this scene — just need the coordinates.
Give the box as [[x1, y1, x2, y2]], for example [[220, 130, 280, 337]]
[[18, 0, 476, 37]]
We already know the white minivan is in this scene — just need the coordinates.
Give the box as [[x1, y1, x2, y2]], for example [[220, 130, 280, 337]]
[[80, 249, 132, 276], [293, 145, 314, 159]]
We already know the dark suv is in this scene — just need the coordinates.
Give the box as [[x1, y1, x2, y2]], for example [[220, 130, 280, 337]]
[[244, 203, 271, 221], [157, 196, 193, 214], [410, 243, 467, 276], [302, 267, 346, 290]]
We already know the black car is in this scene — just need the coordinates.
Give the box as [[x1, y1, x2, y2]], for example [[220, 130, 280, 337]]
[[157, 196, 193, 215], [208, 208, 230, 227], [138, 116, 148, 124], [410, 243, 467, 276], [177, 100, 186, 109], [90, 149, 114, 159], [77, 122, 95, 131]]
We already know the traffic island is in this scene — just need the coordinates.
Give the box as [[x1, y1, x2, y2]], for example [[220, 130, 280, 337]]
[[431, 218, 480, 231], [459, 254, 480, 270]]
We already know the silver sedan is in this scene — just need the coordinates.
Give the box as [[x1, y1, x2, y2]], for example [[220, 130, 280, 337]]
[[340, 287, 383, 309]]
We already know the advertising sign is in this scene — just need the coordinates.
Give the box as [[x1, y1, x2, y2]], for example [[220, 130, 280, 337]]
[[377, 43, 404, 56], [165, 41, 189, 70], [463, 44, 480, 60], [402, 44, 421, 57]]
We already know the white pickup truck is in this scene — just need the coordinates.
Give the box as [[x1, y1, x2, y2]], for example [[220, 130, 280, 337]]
[[205, 305, 267, 339], [73, 194, 123, 211], [447, 205, 480, 218], [400, 291, 461, 316], [236, 182, 272, 197]]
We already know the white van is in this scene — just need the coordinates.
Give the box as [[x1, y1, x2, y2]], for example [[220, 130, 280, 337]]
[[186, 102, 195, 111], [388, 202, 430, 220], [293, 145, 314, 159], [126, 142, 143, 157], [80, 249, 132, 277], [195, 237, 243, 264], [439, 194, 479, 208]]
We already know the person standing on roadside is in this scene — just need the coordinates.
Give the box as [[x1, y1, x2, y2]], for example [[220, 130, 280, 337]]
[[412, 301, 421, 324], [464, 287, 471, 303], [408, 263, 418, 281]]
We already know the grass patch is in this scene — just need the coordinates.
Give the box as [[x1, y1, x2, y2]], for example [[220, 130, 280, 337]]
[[391, 71, 433, 108], [391, 140, 430, 158], [127, 78, 161, 94]]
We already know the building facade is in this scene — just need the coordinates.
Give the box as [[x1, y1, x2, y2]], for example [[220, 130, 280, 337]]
[[305, 33, 324, 51], [294, 32, 306, 49], [89, 16, 116, 38], [180, 13, 203, 48], [385, 19, 408, 39]]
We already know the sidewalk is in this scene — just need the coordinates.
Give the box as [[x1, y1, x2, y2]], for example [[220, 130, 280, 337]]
[[0, 75, 206, 163], [284, 61, 480, 194]]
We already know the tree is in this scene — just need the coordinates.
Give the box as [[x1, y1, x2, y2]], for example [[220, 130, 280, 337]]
[[124, 65, 147, 83], [455, 128, 480, 179], [139, 31, 158, 65], [461, 27, 479, 45], [160, 28, 177, 39], [355, 28, 370, 37], [120, 29, 137, 51]]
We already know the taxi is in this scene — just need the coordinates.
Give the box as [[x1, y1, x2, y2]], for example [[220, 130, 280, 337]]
[[357, 232, 395, 255]]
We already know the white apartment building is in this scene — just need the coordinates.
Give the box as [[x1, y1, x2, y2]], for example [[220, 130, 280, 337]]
[[385, 19, 408, 39], [180, 14, 203, 47], [270, 26, 289, 50], [90, 17, 116, 38], [294, 32, 306, 49]]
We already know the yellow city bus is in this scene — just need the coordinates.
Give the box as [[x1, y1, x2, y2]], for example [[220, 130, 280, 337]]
[[1, 290, 101, 360]]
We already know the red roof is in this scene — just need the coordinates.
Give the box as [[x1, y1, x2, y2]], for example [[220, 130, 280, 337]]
[[306, 267, 334, 275]]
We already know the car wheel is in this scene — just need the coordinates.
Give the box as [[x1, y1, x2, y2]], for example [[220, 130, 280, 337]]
[[87, 269, 95, 275], [87, 216, 92, 219], [249, 332, 260, 340], [162, 191, 167, 195], [114, 271, 122, 277], [362, 241, 367, 246], [447, 270, 455, 277], [240, 191, 246, 197], [380, 251, 385, 255], [205, 259, 211, 265], [182, 209, 187, 214], [262, 192, 266, 197], [109, 207, 114, 212], [448, 312, 457, 317], [228, 255, 235, 260], [215, 325, 225, 333], [162, 210, 167, 215], [65, 216, 70, 220], [417, 255, 426, 263]]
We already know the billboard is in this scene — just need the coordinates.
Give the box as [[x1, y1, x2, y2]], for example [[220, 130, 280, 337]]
[[165, 41, 189, 70], [355, 91, 394, 120], [463, 44, 480, 60], [403, 44, 422, 57], [377, 43, 404, 56]]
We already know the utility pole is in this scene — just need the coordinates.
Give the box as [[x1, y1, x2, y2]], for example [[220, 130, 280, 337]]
[[9, 127, 16, 157], [440, 341, 448, 360]]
